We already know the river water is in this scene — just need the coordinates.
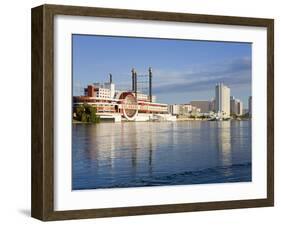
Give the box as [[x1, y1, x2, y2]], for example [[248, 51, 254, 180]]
[[72, 121, 251, 190]]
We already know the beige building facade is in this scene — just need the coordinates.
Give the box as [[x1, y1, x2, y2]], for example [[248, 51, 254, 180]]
[[215, 83, 230, 116]]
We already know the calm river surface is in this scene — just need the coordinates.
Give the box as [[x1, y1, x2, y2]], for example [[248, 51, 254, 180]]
[[72, 121, 251, 190]]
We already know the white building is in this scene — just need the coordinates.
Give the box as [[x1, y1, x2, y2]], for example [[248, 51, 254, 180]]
[[88, 82, 115, 99], [103, 82, 115, 99], [96, 87, 111, 98], [169, 104, 181, 115], [215, 83, 230, 117], [184, 104, 193, 113], [168, 104, 200, 116]]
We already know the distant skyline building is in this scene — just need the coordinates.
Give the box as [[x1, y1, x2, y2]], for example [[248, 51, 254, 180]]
[[215, 83, 230, 116], [248, 96, 252, 116], [230, 96, 243, 115], [190, 101, 211, 113], [210, 98, 216, 112], [230, 96, 235, 114], [238, 101, 243, 116]]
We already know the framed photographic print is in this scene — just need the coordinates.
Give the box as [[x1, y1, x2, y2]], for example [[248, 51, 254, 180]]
[[31, 4, 274, 221]]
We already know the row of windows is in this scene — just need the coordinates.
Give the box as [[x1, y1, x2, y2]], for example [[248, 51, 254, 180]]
[[140, 105, 168, 112]]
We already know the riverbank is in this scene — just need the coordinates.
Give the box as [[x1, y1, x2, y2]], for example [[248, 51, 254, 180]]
[[73, 118, 250, 124]]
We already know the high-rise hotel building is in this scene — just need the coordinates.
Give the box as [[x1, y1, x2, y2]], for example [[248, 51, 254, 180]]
[[215, 83, 230, 116]]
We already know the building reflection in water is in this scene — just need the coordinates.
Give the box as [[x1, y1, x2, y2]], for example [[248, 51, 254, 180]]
[[218, 122, 232, 166], [72, 120, 251, 189], [216, 121, 232, 177]]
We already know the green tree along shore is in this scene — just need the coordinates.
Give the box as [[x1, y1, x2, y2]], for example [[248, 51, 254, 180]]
[[73, 104, 100, 123]]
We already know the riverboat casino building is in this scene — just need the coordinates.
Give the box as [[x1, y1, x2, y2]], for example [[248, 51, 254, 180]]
[[73, 68, 176, 122]]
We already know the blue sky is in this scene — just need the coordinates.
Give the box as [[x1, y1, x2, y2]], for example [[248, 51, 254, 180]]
[[73, 34, 252, 108]]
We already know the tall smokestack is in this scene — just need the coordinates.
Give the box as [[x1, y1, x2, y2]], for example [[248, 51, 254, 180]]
[[131, 68, 135, 91], [149, 67, 152, 102], [109, 73, 112, 84], [134, 70, 137, 98]]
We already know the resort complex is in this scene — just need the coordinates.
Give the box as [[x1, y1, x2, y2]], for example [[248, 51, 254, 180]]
[[73, 68, 251, 122]]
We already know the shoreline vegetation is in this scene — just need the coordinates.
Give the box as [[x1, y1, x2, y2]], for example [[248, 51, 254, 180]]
[[73, 104, 100, 123]]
